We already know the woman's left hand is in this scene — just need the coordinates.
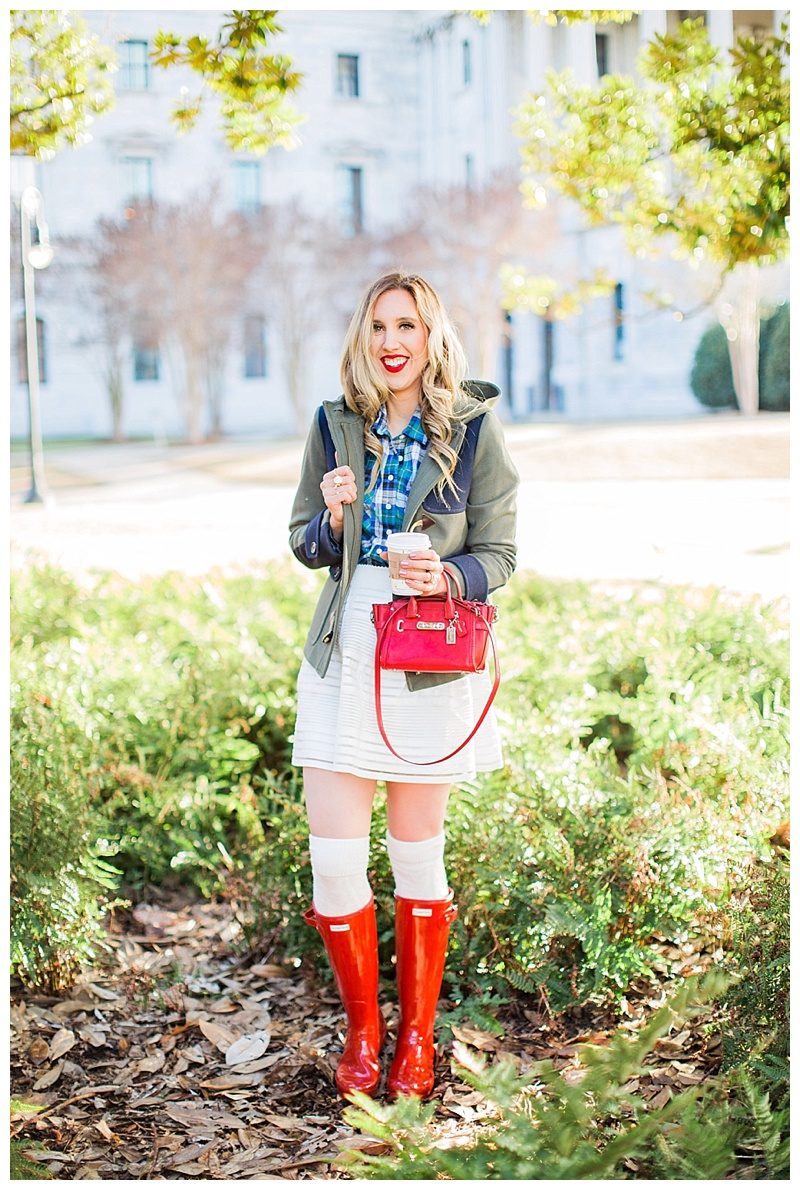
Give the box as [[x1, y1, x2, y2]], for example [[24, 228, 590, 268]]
[[380, 548, 448, 596]]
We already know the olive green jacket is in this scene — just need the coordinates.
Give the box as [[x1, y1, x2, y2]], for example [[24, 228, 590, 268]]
[[288, 380, 519, 691]]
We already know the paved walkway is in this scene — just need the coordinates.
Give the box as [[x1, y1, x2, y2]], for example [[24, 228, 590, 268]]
[[10, 414, 790, 604]]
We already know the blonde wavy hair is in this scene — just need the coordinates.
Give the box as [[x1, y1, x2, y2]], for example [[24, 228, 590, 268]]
[[339, 271, 470, 501]]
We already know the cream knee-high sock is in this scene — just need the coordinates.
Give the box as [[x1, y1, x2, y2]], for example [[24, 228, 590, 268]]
[[309, 834, 372, 917], [386, 831, 448, 900]]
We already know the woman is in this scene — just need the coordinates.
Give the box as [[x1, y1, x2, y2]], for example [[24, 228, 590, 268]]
[[288, 271, 519, 1101]]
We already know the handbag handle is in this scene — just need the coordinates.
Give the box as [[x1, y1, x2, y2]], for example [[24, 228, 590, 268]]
[[373, 604, 501, 766], [405, 591, 456, 621]]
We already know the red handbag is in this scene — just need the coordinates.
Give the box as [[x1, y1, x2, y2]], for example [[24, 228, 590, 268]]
[[370, 592, 501, 765]]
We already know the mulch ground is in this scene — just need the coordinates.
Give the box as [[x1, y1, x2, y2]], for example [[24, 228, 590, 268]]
[[10, 889, 725, 1180]]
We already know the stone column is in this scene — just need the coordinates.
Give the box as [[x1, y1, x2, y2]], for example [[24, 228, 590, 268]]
[[565, 20, 598, 84], [705, 9, 734, 52], [522, 13, 549, 90], [636, 9, 667, 46]]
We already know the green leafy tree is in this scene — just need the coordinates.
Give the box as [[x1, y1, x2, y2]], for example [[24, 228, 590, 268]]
[[513, 16, 789, 415], [10, 10, 304, 161], [10, 8, 117, 158], [150, 10, 305, 153], [470, 10, 636, 27]]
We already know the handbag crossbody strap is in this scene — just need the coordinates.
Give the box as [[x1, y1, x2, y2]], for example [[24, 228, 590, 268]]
[[373, 606, 501, 766]]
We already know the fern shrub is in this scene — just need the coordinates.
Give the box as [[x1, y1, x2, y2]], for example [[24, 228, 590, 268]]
[[720, 854, 789, 1084], [341, 973, 788, 1180]]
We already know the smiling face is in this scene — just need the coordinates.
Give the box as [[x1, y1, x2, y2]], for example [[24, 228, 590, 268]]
[[369, 287, 429, 402]]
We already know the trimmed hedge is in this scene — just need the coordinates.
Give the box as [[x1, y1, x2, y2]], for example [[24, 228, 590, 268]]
[[760, 303, 789, 410], [690, 321, 736, 408], [690, 303, 790, 412]]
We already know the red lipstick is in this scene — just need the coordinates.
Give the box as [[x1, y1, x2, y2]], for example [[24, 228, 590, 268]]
[[381, 356, 408, 373]]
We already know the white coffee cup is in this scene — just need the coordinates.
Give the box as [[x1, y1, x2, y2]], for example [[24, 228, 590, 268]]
[[386, 531, 431, 596]]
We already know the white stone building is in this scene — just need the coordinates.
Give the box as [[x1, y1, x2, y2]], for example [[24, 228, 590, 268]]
[[10, 7, 787, 441]]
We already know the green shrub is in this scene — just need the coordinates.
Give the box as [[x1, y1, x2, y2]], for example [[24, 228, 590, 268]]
[[10, 564, 788, 1003], [720, 854, 789, 1084], [690, 322, 736, 409], [341, 971, 789, 1180], [436, 578, 789, 1010], [759, 303, 789, 411], [10, 665, 125, 990], [690, 306, 790, 412], [11, 565, 320, 898]]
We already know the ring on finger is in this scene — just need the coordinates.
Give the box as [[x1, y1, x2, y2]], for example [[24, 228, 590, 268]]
[[333, 475, 343, 487]]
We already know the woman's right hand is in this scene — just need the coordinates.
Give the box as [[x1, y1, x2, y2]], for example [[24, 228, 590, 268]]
[[320, 462, 358, 537]]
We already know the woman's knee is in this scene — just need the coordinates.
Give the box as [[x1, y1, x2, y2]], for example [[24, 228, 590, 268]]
[[385, 781, 451, 841], [303, 767, 377, 837]]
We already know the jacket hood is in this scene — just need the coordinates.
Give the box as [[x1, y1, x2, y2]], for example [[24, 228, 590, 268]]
[[458, 379, 501, 419]]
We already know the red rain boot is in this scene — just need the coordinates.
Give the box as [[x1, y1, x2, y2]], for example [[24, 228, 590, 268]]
[[304, 897, 386, 1098], [386, 891, 458, 1100]]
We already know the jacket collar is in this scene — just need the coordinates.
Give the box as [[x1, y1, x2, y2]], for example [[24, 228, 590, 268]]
[[322, 393, 473, 530]]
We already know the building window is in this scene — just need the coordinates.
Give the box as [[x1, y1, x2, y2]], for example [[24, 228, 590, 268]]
[[540, 319, 564, 410], [464, 153, 474, 190], [243, 315, 267, 378], [16, 316, 47, 384], [133, 325, 159, 381], [336, 54, 360, 98], [462, 40, 472, 85], [120, 156, 153, 205], [234, 161, 261, 212], [613, 282, 625, 360], [501, 309, 514, 408], [336, 165, 364, 236], [595, 33, 609, 78], [119, 39, 150, 90]]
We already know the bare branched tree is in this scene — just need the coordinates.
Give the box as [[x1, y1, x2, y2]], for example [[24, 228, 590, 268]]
[[244, 202, 381, 433], [93, 188, 255, 442], [375, 167, 555, 380]]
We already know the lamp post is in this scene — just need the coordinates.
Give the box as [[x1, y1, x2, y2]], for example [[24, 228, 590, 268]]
[[20, 186, 54, 504]]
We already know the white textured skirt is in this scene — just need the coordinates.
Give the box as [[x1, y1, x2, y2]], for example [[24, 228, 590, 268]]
[[290, 564, 504, 783]]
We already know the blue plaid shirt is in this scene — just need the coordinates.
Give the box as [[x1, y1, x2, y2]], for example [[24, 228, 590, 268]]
[[359, 405, 429, 563]]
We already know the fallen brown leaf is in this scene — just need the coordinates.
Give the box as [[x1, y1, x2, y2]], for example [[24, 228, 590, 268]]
[[32, 1060, 64, 1090], [49, 1029, 78, 1060], [28, 1038, 50, 1065], [225, 1029, 271, 1066], [197, 1018, 236, 1051], [450, 1024, 501, 1050]]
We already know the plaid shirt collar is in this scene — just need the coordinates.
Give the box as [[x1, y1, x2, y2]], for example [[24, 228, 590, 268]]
[[372, 404, 427, 446]]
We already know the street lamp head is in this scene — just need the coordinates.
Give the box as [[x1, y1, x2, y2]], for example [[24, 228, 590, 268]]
[[28, 241, 54, 269]]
